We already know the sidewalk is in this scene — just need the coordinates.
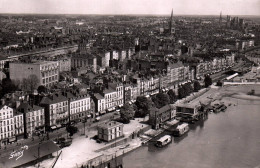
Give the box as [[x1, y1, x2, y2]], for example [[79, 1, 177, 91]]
[[0, 112, 116, 157], [32, 118, 149, 168]]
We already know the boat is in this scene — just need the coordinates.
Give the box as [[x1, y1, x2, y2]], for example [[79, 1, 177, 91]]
[[172, 123, 189, 137], [155, 135, 172, 147]]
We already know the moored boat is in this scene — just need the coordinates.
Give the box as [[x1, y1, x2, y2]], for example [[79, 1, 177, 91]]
[[155, 135, 172, 147], [172, 123, 189, 137]]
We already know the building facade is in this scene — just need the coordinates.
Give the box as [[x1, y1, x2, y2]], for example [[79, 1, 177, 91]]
[[97, 121, 124, 142], [10, 61, 59, 88]]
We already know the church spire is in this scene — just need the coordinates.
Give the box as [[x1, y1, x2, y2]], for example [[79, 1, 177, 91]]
[[219, 11, 222, 24], [169, 9, 173, 33]]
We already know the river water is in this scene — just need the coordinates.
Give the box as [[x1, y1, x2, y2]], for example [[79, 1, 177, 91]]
[[123, 97, 260, 168]]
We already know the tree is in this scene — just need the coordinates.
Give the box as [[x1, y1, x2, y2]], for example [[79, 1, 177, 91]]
[[178, 87, 185, 99], [204, 75, 212, 88], [27, 75, 39, 92], [120, 104, 135, 124], [20, 75, 39, 92], [66, 125, 78, 137], [21, 78, 30, 91], [193, 81, 201, 92], [183, 83, 193, 96], [167, 89, 177, 103], [37, 85, 47, 94], [135, 96, 153, 117], [151, 93, 170, 108], [216, 80, 223, 87], [0, 78, 18, 97]]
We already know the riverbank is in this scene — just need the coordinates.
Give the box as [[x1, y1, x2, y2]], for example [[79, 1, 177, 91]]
[[123, 84, 260, 168], [29, 84, 260, 168], [30, 118, 150, 168]]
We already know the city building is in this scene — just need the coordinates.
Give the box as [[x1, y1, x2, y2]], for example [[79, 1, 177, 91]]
[[97, 121, 124, 142], [102, 87, 117, 112], [17, 102, 45, 138], [176, 103, 200, 119], [40, 93, 68, 130], [10, 61, 59, 88], [64, 92, 93, 122], [149, 104, 176, 129], [58, 58, 71, 72], [92, 93, 106, 115], [0, 105, 15, 145]]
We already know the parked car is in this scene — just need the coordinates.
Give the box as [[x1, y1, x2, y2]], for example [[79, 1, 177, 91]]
[[53, 137, 66, 144], [59, 138, 73, 148], [94, 117, 101, 122]]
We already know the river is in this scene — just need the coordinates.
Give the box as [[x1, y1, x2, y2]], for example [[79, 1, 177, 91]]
[[123, 96, 260, 168]]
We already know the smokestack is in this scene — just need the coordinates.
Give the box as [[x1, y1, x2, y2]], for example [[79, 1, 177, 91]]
[[16, 101, 21, 109], [1, 99, 5, 106]]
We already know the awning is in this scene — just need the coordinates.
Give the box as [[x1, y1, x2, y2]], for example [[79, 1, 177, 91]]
[[95, 113, 99, 116], [56, 124, 62, 128], [100, 111, 106, 114], [51, 126, 57, 130], [9, 137, 16, 142], [0, 141, 60, 168], [118, 104, 123, 108], [87, 114, 91, 118]]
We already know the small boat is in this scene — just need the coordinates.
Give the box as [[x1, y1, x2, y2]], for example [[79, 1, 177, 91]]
[[155, 135, 172, 147], [173, 123, 189, 137]]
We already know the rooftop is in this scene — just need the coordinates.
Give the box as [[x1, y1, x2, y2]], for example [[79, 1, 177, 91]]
[[98, 121, 123, 129]]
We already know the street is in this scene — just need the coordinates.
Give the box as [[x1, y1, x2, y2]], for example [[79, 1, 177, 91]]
[[0, 111, 118, 158]]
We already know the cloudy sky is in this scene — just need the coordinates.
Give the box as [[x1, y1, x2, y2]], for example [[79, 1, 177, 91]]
[[0, 0, 259, 15]]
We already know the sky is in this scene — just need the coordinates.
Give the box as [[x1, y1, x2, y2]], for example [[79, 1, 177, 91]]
[[0, 0, 259, 16]]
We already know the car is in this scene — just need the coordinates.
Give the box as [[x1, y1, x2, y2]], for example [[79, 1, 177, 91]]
[[96, 139, 102, 143], [94, 117, 101, 122], [53, 137, 66, 144]]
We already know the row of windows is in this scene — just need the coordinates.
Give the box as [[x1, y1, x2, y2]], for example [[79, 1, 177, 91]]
[[0, 111, 13, 119], [26, 110, 44, 117], [42, 75, 58, 84], [50, 102, 68, 109], [71, 107, 88, 114], [70, 100, 90, 108], [41, 64, 58, 71], [0, 119, 14, 126], [0, 125, 14, 133], [14, 116, 23, 122], [42, 69, 58, 77], [0, 132, 14, 140], [105, 93, 117, 99]]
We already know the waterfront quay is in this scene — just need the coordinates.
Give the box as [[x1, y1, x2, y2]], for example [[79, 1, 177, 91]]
[[123, 85, 260, 168]]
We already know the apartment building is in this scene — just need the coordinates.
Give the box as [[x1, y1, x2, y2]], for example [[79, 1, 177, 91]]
[[97, 121, 124, 142], [92, 93, 106, 115], [0, 105, 15, 144], [17, 102, 45, 138], [40, 94, 68, 129], [108, 82, 124, 107], [102, 88, 117, 111], [64, 92, 92, 122], [10, 61, 59, 88]]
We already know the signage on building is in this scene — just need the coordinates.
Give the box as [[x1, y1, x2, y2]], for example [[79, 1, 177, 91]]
[[9, 145, 29, 161]]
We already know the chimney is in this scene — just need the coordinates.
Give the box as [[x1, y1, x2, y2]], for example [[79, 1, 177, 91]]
[[16, 101, 21, 109], [1, 99, 5, 105]]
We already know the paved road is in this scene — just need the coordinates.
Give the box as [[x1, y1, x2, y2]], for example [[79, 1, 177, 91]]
[[210, 60, 247, 82], [0, 112, 119, 158]]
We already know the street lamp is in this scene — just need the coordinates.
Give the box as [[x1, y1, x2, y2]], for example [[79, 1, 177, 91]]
[[31, 119, 35, 140], [0, 121, 2, 149]]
